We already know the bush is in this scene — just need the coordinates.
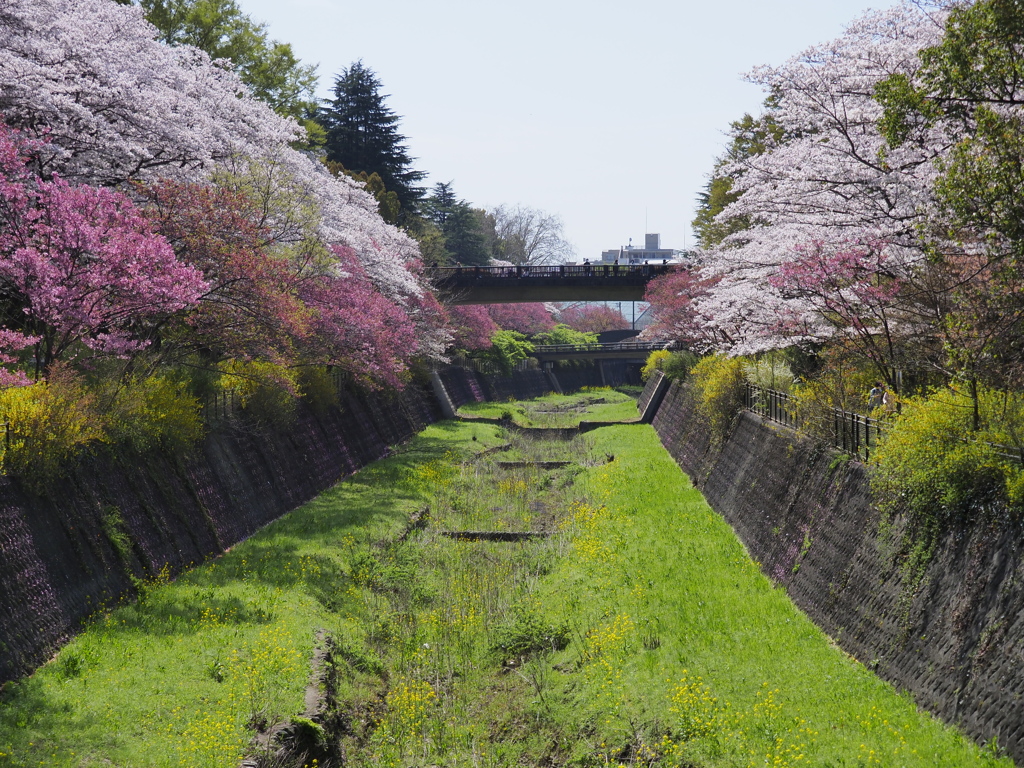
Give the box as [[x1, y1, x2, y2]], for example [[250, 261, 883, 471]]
[[642, 349, 698, 381], [690, 354, 746, 440], [479, 330, 534, 375], [0, 364, 105, 490], [221, 360, 299, 428], [533, 324, 598, 347], [103, 375, 204, 455], [491, 608, 570, 660], [743, 352, 796, 392], [870, 385, 1024, 526], [297, 365, 340, 416]]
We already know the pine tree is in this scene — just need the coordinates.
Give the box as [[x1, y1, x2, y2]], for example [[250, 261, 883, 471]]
[[318, 61, 425, 215], [423, 182, 490, 265]]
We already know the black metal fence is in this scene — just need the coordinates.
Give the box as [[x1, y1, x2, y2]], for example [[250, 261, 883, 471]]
[[744, 385, 802, 431], [201, 389, 240, 423], [743, 384, 886, 461]]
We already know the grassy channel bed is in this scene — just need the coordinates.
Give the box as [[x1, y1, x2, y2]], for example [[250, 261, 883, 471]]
[[457, 386, 642, 427], [0, 388, 1010, 767]]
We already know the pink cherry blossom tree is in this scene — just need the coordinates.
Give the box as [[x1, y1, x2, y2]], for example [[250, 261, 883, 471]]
[[446, 305, 498, 352], [484, 303, 555, 335], [556, 304, 630, 333], [0, 123, 207, 378], [298, 245, 419, 389]]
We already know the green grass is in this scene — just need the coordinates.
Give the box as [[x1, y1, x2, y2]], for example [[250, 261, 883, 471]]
[[458, 386, 639, 427], [0, 419, 505, 768], [0, 396, 1010, 767]]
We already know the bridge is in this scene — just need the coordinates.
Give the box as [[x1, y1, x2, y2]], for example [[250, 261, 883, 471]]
[[530, 340, 677, 362], [429, 263, 675, 304]]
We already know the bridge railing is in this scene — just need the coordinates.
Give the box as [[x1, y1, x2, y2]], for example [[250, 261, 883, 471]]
[[531, 340, 678, 355], [429, 263, 675, 280]]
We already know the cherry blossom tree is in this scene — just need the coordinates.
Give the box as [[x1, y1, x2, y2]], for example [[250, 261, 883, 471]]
[[298, 246, 419, 389], [446, 305, 498, 352], [0, 123, 206, 377], [484, 303, 555, 335], [673, 2, 951, 370], [0, 0, 448, 378], [138, 179, 306, 362], [556, 304, 630, 333], [643, 267, 724, 350]]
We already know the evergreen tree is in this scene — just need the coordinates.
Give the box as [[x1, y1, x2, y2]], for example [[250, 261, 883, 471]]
[[318, 61, 426, 215], [423, 182, 490, 265], [691, 112, 781, 248]]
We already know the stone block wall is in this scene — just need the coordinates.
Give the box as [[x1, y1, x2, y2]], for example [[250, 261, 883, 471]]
[[0, 384, 440, 685], [652, 381, 1024, 763]]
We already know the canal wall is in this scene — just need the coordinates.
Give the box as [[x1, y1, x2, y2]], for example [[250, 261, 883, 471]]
[[438, 361, 641, 409], [651, 379, 1024, 762], [0, 361, 628, 685], [0, 384, 440, 685]]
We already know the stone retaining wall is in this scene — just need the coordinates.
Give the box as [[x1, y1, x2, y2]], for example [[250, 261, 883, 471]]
[[652, 380, 1024, 763], [0, 384, 440, 685]]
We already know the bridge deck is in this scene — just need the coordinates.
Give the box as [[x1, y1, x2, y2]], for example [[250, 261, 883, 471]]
[[531, 341, 677, 361], [430, 263, 675, 304]]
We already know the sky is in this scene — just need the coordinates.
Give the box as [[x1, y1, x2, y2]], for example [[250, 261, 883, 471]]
[[238, 0, 900, 263]]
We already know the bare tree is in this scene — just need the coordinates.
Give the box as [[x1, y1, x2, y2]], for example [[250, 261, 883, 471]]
[[488, 204, 575, 265]]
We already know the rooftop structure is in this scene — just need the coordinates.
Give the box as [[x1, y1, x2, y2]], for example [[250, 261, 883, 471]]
[[598, 233, 681, 264]]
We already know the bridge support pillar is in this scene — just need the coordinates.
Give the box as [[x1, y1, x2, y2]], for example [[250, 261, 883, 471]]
[[429, 370, 458, 420], [638, 371, 672, 423], [542, 362, 563, 395], [598, 360, 608, 387]]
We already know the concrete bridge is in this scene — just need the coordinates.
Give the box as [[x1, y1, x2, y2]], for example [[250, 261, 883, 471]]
[[530, 340, 677, 362], [429, 263, 675, 304]]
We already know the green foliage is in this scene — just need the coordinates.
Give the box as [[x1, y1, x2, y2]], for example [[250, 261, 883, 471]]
[[871, 385, 1024, 526], [642, 349, 698, 381], [874, 72, 936, 148], [690, 354, 747, 440], [318, 61, 426, 214], [422, 182, 491, 266], [533, 323, 597, 347], [102, 506, 134, 567], [103, 375, 204, 456], [743, 352, 796, 392], [221, 360, 299, 428], [0, 365, 105, 491], [480, 330, 534, 375], [297, 365, 340, 416], [491, 608, 570, 660]]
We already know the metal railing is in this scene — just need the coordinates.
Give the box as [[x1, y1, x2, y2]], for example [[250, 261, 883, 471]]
[[832, 408, 886, 461], [531, 340, 678, 355], [743, 384, 886, 461], [744, 385, 802, 431], [201, 389, 240, 424], [428, 263, 675, 280]]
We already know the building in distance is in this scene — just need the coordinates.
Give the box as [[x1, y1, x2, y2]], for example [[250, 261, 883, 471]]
[[598, 233, 681, 264]]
